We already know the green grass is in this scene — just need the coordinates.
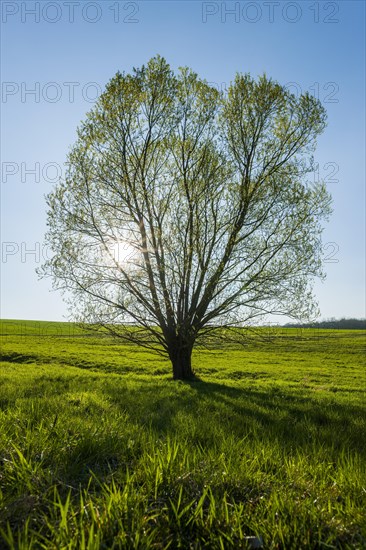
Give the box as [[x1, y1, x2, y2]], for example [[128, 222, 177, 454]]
[[0, 320, 365, 549]]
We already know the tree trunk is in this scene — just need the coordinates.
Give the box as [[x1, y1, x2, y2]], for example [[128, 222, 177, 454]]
[[169, 339, 195, 380]]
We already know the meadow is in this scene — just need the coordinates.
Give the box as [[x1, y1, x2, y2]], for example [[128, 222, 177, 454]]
[[0, 319, 365, 549]]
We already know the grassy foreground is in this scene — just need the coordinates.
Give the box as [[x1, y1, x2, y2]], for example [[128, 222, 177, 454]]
[[0, 320, 365, 549]]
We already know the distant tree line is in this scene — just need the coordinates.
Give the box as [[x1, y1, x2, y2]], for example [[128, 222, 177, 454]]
[[284, 318, 366, 329]]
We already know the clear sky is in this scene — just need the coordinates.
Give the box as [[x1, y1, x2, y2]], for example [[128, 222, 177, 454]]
[[1, 0, 365, 322]]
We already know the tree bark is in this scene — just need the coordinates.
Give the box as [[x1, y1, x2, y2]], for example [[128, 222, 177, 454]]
[[169, 338, 195, 380]]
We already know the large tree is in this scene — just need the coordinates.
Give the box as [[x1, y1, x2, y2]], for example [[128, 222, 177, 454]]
[[40, 56, 331, 380]]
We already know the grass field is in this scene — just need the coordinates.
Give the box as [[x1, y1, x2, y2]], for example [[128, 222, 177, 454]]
[[0, 320, 365, 549]]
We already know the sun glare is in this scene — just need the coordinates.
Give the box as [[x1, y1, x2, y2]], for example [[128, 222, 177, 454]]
[[105, 239, 137, 268]]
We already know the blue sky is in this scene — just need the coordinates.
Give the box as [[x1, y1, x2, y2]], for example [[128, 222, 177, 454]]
[[1, 0, 365, 322]]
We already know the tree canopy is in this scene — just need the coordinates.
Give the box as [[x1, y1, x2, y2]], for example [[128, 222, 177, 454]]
[[40, 56, 332, 379]]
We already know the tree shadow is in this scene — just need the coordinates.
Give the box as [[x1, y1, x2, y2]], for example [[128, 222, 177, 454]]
[[104, 378, 366, 454]]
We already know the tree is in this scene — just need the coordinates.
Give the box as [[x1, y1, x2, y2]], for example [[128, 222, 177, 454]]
[[39, 56, 332, 380]]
